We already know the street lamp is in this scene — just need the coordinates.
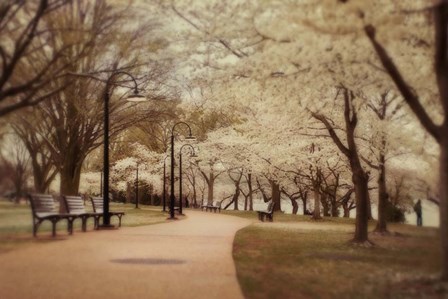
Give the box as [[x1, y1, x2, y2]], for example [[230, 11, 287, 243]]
[[169, 122, 195, 219], [101, 71, 146, 228], [135, 162, 139, 209], [100, 171, 103, 197], [179, 144, 197, 215], [162, 155, 169, 212]]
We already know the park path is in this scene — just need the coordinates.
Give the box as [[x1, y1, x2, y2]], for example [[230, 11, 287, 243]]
[[0, 210, 251, 299]]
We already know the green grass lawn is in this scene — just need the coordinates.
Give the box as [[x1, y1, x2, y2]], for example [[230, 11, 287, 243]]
[[225, 210, 446, 299], [0, 199, 169, 254]]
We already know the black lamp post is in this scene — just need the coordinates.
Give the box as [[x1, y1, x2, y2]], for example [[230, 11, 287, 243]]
[[101, 71, 146, 228], [169, 122, 195, 219], [135, 162, 139, 209], [162, 155, 169, 212], [100, 171, 103, 197], [179, 144, 197, 215]]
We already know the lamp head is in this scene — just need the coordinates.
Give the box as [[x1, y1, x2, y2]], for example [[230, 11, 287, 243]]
[[126, 88, 147, 102], [184, 135, 196, 141]]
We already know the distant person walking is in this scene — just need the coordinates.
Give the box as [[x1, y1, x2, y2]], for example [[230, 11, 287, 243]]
[[413, 199, 422, 226]]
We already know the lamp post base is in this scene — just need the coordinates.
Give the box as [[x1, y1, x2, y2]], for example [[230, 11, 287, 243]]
[[98, 224, 116, 230]]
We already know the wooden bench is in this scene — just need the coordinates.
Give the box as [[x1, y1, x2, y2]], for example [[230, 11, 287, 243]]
[[28, 194, 77, 237], [170, 207, 180, 213], [202, 202, 222, 213], [91, 197, 125, 227], [63, 196, 102, 231], [257, 201, 275, 222]]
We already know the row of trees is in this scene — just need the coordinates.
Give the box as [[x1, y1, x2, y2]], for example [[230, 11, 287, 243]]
[[160, 0, 446, 278], [0, 1, 175, 196], [1, 0, 446, 281]]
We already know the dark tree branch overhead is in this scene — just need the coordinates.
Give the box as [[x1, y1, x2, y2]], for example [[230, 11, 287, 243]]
[[364, 24, 442, 142], [0, 0, 116, 117], [312, 112, 350, 157], [434, 2, 448, 116], [171, 4, 247, 59]]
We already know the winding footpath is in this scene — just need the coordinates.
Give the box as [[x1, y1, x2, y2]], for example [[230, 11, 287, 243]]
[[0, 210, 251, 299]]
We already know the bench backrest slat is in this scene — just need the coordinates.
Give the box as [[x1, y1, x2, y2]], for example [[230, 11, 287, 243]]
[[64, 196, 87, 213], [91, 197, 104, 213], [29, 194, 57, 214]]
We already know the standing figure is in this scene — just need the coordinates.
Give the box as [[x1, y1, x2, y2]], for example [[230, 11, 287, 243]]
[[413, 199, 422, 227]]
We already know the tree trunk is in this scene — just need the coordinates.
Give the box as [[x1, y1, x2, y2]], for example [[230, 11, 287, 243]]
[[302, 198, 308, 215], [375, 153, 388, 233], [343, 206, 350, 218], [126, 182, 132, 204], [301, 190, 308, 215], [230, 172, 243, 210], [331, 199, 339, 217], [207, 174, 215, 205], [233, 188, 240, 210], [271, 181, 281, 211], [248, 173, 254, 211], [312, 189, 321, 220], [31, 157, 56, 193], [192, 182, 197, 208], [367, 191, 373, 221], [352, 170, 370, 243], [321, 194, 330, 216], [32, 163, 48, 193], [59, 161, 82, 196], [291, 198, 298, 214], [440, 137, 448, 281], [340, 189, 354, 218]]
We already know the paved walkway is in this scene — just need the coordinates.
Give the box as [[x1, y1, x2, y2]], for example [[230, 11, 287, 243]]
[[0, 211, 251, 299]]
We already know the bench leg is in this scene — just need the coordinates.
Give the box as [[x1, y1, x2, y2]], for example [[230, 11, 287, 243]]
[[33, 222, 40, 237], [98, 216, 103, 229], [94, 216, 100, 230], [67, 218, 74, 235], [52, 220, 57, 237], [118, 215, 122, 227], [82, 216, 87, 232]]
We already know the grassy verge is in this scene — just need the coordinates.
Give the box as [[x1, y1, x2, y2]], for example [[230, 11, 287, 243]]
[[0, 200, 168, 254], [229, 210, 445, 299]]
